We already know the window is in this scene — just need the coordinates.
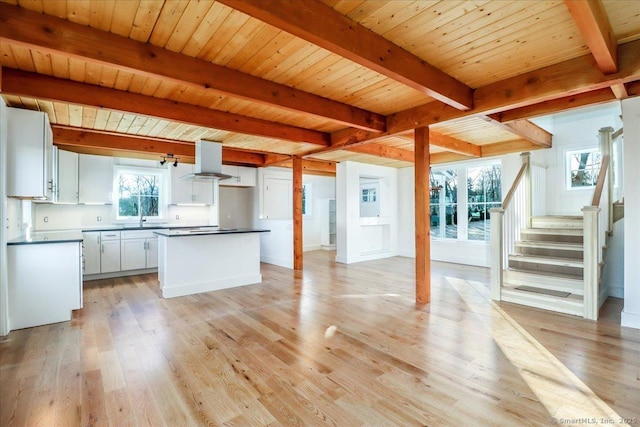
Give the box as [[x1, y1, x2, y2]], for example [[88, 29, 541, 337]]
[[430, 169, 457, 239], [115, 167, 165, 220], [302, 183, 312, 216], [430, 162, 501, 241], [467, 164, 502, 241], [361, 188, 377, 202], [566, 148, 601, 189]]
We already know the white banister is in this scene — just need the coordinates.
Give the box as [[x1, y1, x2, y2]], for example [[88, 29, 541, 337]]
[[522, 152, 532, 229], [599, 127, 613, 233]]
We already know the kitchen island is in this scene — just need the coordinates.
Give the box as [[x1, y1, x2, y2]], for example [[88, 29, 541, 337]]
[[154, 228, 270, 298]]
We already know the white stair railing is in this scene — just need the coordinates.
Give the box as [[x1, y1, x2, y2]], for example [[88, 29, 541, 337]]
[[491, 152, 530, 300]]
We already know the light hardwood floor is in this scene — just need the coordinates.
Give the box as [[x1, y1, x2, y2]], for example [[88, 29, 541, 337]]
[[1, 251, 639, 426]]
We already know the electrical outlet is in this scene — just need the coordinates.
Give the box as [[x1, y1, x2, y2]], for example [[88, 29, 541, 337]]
[[97, 216, 102, 222], [43, 216, 48, 223], [175, 215, 180, 220]]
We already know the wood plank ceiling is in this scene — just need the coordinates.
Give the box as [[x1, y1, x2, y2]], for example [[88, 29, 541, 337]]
[[1, 0, 639, 172]]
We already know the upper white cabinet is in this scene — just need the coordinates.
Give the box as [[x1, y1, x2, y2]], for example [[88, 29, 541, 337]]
[[78, 154, 114, 204], [262, 176, 292, 219], [6, 108, 54, 199], [219, 165, 256, 187], [170, 163, 214, 205], [56, 149, 79, 203]]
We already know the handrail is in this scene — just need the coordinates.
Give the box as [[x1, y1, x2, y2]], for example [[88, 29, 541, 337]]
[[591, 155, 610, 206], [502, 163, 528, 209], [612, 127, 623, 140]]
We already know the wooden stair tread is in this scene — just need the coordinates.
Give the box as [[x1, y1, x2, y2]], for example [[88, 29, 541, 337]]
[[508, 254, 583, 268], [521, 228, 583, 236]]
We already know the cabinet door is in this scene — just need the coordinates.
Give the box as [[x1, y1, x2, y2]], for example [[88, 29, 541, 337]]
[[219, 165, 239, 186], [121, 239, 147, 271], [101, 240, 121, 273], [170, 163, 193, 204], [78, 154, 114, 204], [6, 108, 52, 199], [82, 232, 101, 275], [237, 166, 256, 187], [192, 180, 213, 204], [57, 149, 79, 203], [43, 114, 55, 200], [263, 177, 292, 219], [146, 238, 158, 268]]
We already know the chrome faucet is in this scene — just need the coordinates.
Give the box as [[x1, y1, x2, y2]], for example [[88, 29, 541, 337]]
[[139, 211, 146, 227]]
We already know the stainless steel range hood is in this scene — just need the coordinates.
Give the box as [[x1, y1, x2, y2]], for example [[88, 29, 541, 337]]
[[182, 140, 233, 180]]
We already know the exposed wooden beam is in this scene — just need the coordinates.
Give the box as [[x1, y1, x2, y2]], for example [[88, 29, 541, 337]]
[[52, 126, 266, 165], [381, 38, 640, 139], [483, 118, 552, 148], [565, 0, 617, 74], [610, 83, 629, 99], [0, 2, 385, 132], [56, 145, 195, 164], [493, 88, 616, 122], [2, 69, 330, 147], [430, 152, 474, 165], [293, 157, 303, 271], [279, 159, 337, 175], [345, 144, 414, 163], [414, 127, 430, 304], [263, 154, 292, 167], [480, 140, 542, 158], [218, 0, 472, 111], [429, 132, 482, 157]]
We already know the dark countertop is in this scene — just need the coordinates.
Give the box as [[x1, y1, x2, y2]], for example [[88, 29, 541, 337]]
[[80, 224, 214, 232], [154, 227, 270, 237], [7, 230, 84, 245]]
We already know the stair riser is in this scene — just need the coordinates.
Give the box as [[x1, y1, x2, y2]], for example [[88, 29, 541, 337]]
[[531, 219, 583, 229], [520, 232, 583, 244], [515, 246, 583, 260], [508, 260, 583, 278]]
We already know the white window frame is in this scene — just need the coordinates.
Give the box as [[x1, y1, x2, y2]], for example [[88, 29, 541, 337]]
[[113, 166, 168, 223], [565, 147, 601, 191]]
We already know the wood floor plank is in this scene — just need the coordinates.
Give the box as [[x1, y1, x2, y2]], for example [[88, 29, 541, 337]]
[[1, 250, 638, 426]]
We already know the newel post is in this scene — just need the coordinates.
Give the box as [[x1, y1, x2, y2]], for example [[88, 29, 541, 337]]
[[582, 206, 600, 320], [598, 127, 613, 233], [521, 152, 532, 228], [490, 207, 505, 301]]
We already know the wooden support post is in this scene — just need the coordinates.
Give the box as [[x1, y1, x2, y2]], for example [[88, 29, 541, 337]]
[[582, 206, 600, 320], [293, 156, 303, 271], [414, 127, 430, 304], [599, 127, 613, 233], [490, 207, 505, 301], [521, 152, 532, 228]]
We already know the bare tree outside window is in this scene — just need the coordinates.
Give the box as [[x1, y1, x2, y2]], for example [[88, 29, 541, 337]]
[[117, 173, 160, 218], [568, 149, 601, 188]]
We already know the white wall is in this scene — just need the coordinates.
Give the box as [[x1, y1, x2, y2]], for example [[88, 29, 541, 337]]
[[303, 175, 335, 251], [1, 96, 9, 335], [621, 98, 640, 329], [535, 102, 622, 215], [336, 161, 398, 264]]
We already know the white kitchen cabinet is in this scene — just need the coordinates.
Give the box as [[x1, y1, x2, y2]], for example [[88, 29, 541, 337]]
[[78, 154, 114, 204], [6, 107, 54, 199], [121, 229, 158, 270], [100, 231, 121, 273], [82, 232, 101, 275], [170, 163, 213, 204], [219, 165, 256, 187], [56, 149, 79, 203], [263, 176, 292, 219], [8, 241, 82, 330]]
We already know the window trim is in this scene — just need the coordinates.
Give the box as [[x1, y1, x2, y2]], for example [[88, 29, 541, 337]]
[[113, 165, 168, 223], [564, 147, 601, 191]]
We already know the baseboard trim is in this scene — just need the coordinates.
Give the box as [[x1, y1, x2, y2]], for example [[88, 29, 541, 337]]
[[621, 310, 640, 329], [260, 256, 293, 269], [162, 274, 262, 299], [84, 268, 158, 282]]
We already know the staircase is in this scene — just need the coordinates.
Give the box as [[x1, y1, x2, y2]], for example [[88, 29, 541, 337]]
[[501, 216, 587, 316]]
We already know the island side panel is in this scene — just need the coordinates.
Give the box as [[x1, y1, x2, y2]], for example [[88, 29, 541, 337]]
[[158, 233, 262, 298]]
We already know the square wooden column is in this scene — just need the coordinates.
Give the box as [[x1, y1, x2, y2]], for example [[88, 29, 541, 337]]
[[293, 156, 303, 270], [414, 127, 431, 304]]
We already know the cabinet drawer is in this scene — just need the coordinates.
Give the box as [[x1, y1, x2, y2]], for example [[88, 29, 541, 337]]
[[100, 231, 121, 240], [121, 229, 159, 240]]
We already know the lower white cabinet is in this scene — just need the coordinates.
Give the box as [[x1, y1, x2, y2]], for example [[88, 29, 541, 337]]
[[8, 242, 82, 330], [121, 230, 158, 271], [100, 231, 121, 273], [82, 232, 101, 275]]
